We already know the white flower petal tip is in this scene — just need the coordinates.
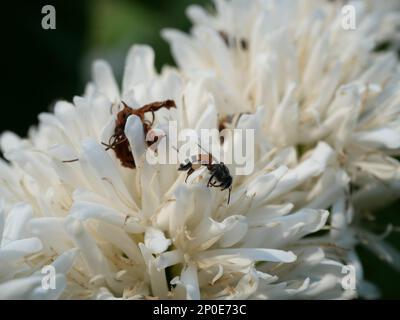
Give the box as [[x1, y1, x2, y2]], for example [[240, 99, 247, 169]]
[[51, 248, 79, 274], [0, 274, 67, 300], [124, 115, 146, 164], [196, 248, 297, 264], [0, 131, 22, 153], [123, 45, 155, 93], [353, 128, 400, 149], [144, 227, 172, 255], [0, 237, 43, 262], [92, 60, 119, 102]]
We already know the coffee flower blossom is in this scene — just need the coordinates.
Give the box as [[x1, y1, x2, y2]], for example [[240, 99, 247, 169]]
[[0, 0, 399, 299]]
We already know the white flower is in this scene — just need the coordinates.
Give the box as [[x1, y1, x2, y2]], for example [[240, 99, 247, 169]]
[[0, 38, 357, 299], [1, 0, 398, 300], [162, 0, 400, 293]]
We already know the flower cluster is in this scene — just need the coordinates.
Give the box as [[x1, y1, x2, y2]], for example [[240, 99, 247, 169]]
[[0, 0, 399, 299]]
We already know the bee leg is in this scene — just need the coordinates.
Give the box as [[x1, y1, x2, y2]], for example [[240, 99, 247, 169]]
[[207, 173, 216, 187], [220, 182, 229, 190], [101, 142, 112, 151], [178, 162, 193, 171], [101, 135, 115, 150], [185, 167, 195, 183], [62, 158, 79, 163], [213, 181, 225, 188], [108, 134, 116, 147], [150, 110, 155, 126], [227, 186, 232, 204]]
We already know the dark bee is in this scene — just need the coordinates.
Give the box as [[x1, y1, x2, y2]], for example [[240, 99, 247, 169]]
[[178, 148, 233, 204]]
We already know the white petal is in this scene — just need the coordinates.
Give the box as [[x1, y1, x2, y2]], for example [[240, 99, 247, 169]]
[[0, 275, 66, 300], [266, 142, 333, 201], [50, 248, 78, 274], [71, 201, 144, 233], [138, 243, 169, 298], [180, 262, 201, 300], [217, 216, 248, 248], [162, 29, 205, 73], [0, 237, 42, 262], [1, 203, 33, 246], [155, 250, 184, 270], [92, 60, 119, 102], [124, 115, 146, 167], [144, 227, 171, 254], [246, 166, 288, 204], [0, 131, 22, 153], [353, 128, 400, 149], [64, 217, 118, 290], [195, 248, 296, 263], [122, 45, 156, 95], [80, 138, 135, 207]]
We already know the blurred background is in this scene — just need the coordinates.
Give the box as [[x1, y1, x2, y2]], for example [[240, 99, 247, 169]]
[[1, 0, 399, 299]]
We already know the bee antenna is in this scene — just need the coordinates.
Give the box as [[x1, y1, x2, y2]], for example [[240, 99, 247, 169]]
[[62, 158, 79, 163], [196, 143, 209, 154], [227, 186, 232, 205], [197, 143, 217, 162], [171, 145, 179, 154]]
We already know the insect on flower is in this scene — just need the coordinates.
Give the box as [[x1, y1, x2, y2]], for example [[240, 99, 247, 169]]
[[63, 100, 176, 168], [102, 99, 176, 168], [178, 145, 233, 204]]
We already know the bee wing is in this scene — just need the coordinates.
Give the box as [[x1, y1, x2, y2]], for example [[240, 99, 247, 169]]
[[197, 153, 213, 165], [196, 143, 218, 164]]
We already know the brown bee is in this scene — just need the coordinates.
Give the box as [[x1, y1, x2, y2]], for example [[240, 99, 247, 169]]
[[63, 100, 176, 168], [103, 100, 176, 168], [178, 146, 233, 204]]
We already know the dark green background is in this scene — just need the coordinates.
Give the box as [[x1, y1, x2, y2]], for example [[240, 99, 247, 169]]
[[1, 0, 399, 299]]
